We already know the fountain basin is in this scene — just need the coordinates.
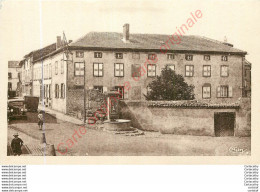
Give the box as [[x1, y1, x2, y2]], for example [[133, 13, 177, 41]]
[[103, 119, 133, 131]]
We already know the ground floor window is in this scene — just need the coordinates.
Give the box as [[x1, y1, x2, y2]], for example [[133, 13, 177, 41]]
[[55, 84, 59, 98], [8, 82, 12, 91], [202, 86, 211, 99], [61, 83, 65, 98], [114, 86, 124, 99], [217, 85, 232, 98], [94, 86, 103, 93], [147, 64, 156, 77]]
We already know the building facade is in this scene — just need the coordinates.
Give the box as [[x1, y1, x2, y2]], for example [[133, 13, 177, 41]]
[[8, 61, 22, 96], [19, 24, 250, 118]]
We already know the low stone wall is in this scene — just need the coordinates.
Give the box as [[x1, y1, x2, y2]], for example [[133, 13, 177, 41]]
[[66, 88, 84, 118], [119, 99, 251, 137]]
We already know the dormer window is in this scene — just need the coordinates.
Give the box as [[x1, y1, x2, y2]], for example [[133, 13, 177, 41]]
[[185, 55, 193, 61], [221, 55, 228, 61], [115, 53, 123, 59], [94, 52, 102, 58]]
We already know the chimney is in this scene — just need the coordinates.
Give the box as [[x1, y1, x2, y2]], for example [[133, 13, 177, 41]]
[[123, 23, 130, 42], [69, 40, 73, 43], [56, 36, 62, 49]]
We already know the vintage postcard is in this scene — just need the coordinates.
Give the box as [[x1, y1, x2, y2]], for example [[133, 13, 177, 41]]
[[0, 0, 259, 164]]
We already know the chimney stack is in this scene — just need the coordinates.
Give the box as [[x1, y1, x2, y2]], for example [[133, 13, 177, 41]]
[[123, 24, 130, 42], [56, 36, 62, 49], [69, 40, 73, 43]]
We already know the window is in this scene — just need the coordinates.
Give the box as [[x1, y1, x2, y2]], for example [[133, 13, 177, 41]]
[[93, 63, 103, 77], [147, 64, 156, 77], [49, 64, 52, 78], [167, 54, 174, 60], [203, 65, 211, 77], [55, 61, 58, 75], [132, 64, 141, 77], [76, 51, 84, 58], [132, 53, 140, 59], [185, 55, 193, 61], [217, 85, 233, 98], [94, 52, 102, 58], [61, 83, 65, 98], [221, 55, 228, 61], [204, 55, 210, 61], [55, 84, 59, 98], [148, 54, 157, 60], [8, 73, 12, 79], [114, 63, 124, 77], [166, 64, 175, 71], [115, 53, 123, 59], [221, 65, 229, 77], [49, 85, 51, 99], [61, 60, 64, 74], [75, 62, 84, 76], [8, 82, 12, 91], [93, 86, 103, 93], [185, 65, 194, 77], [115, 86, 124, 99], [202, 86, 211, 99]]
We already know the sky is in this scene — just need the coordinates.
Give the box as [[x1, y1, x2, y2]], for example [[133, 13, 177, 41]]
[[0, 0, 259, 65]]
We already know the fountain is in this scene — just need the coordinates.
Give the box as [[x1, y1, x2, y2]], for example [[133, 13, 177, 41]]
[[103, 91, 133, 131]]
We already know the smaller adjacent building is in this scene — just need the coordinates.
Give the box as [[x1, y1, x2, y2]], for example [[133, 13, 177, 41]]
[[8, 61, 22, 97]]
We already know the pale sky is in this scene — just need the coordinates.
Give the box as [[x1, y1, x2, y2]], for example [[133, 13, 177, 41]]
[[0, 0, 259, 65]]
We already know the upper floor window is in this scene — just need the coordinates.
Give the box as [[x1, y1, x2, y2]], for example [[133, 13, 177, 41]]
[[221, 55, 228, 61], [93, 63, 103, 77], [55, 61, 58, 75], [115, 53, 123, 59], [61, 60, 64, 74], [94, 52, 102, 58], [49, 64, 52, 78], [185, 65, 194, 77], [132, 64, 141, 77], [76, 51, 84, 58], [204, 55, 210, 61], [132, 53, 140, 59], [202, 85, 211, 99], [166, 64, 175, 71], [74, 62, 84, 76], [167, 54, 174, 60], [148, 54, 157, 61], [203, 65, 211, 77], [114, 63, 124, 77], [8, 73, 12, 79], [147, 64, 156, 77], [221, 65, 229, 77], [185, 55, 193, 61]]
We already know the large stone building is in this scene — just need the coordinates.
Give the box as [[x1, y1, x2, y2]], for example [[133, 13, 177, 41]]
[[20, 24, 250, 118]]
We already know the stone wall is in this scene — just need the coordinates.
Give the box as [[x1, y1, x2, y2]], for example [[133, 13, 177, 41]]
[[119, 99, 251, 137]]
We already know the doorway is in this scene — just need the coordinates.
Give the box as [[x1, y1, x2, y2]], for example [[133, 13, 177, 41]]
[[214, 112, 235, 137]]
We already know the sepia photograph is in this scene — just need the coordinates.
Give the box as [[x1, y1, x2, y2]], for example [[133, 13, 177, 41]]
[[1, 0, 258, 162]]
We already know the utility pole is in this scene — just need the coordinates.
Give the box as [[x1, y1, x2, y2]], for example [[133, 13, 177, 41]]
[[83, 60, 86, 125]]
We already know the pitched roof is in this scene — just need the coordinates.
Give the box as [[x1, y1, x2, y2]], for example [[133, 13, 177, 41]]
[[24, 43, 57, 62], [70, 32, 246, 54], [8, 61, 20, 68]]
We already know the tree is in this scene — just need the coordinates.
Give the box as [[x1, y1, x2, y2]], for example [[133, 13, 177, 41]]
[[144, 68, 195, 101]]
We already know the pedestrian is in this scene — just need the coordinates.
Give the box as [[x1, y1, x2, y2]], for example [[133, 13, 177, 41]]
[[11, 133, 23, 156], [38, 110, 44, 130]]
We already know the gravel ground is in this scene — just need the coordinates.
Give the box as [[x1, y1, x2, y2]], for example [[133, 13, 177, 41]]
[[8, 112, 251, 156]]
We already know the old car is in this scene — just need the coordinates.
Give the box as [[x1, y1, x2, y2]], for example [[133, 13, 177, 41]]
[[8, 98, 27, 121]]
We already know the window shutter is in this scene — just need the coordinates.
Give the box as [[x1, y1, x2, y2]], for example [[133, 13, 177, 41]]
[[228, 86, 233, 97], [217, 86, 221, 97]]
